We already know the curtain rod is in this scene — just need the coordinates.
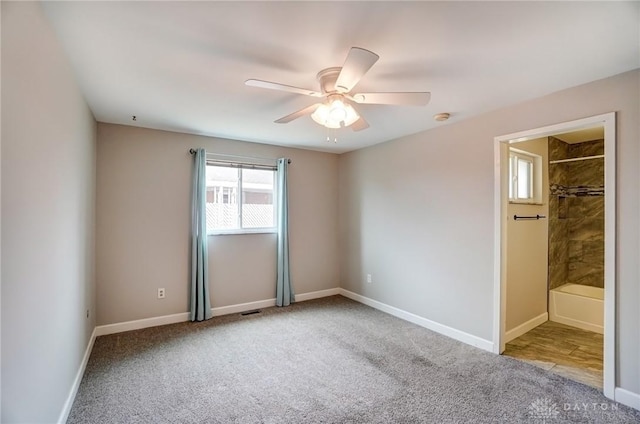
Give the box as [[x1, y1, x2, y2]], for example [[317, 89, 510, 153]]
[[189, 149, 291, 164], [549, 154, 604, 164]]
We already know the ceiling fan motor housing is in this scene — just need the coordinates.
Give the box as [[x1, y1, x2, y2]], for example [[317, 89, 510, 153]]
[[316, 67, 342, 94]]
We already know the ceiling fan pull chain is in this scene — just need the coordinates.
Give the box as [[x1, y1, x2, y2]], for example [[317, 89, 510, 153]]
[[325, 128, 338, 143]]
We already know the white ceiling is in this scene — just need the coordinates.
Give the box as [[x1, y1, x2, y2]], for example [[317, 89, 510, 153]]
[[554, 128, 605, 144], [42, 1, 640, 154]]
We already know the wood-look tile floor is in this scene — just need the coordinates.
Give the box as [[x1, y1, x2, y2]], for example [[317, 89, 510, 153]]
[[503, 321, 603, 389]]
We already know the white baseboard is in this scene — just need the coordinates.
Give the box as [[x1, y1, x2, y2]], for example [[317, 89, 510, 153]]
[[94, 288, 341, 337], [95, 312, 190, 336], [615, 387, 640, 411], [339, 289, 494, 352], [57, 327, 97, 424], [295, 287, 340, 302], [211, 288, 340, 316], [504, 312, 548, 343], [211, 298, 277, 317]]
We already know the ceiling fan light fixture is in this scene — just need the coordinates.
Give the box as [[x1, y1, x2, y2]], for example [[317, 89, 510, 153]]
[[311, 96, 359, 129], [311, 96, 360, 128], [329, 99, 348, 121]]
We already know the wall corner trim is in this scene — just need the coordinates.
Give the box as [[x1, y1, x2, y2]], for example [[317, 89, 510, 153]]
[[504, 312, 548, 343], [57, 327, 97, 424], [339, 289, 494, 353], [614, 387, 640, 411]]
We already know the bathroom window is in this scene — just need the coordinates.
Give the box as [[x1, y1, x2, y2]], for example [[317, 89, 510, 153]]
[[509, 149, 541, 203]]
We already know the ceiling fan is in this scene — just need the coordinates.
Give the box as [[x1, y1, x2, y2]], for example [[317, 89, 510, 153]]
[[245, 47, 431, 132]]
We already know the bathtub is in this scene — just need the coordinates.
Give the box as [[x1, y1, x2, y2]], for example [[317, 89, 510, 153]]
[[549, 283, 603, 334]]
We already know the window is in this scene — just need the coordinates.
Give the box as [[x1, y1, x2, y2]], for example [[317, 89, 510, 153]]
[[205, 164, 276, 234], [509, 148, 541, 203]]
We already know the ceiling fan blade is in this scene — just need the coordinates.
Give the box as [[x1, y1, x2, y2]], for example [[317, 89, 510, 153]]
[[351, 116, 370, 131], [245, 79, 322, 97], [335, 47, 379, 93], [274, 103, 321, 124], [352, 92, 431, 106]]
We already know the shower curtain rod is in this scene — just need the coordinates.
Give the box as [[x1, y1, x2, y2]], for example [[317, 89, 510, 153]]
[[188, 149, 291, 164], [549, 154, 604, 164]]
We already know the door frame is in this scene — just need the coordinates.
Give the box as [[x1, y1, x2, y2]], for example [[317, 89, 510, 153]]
[[492, 112, 616, 399]]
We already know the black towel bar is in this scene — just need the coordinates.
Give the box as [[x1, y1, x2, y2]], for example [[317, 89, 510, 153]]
[[514, 214, 546, 220]]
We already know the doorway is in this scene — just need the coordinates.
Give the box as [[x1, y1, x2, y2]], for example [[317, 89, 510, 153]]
[[492, 113, 616, 398]]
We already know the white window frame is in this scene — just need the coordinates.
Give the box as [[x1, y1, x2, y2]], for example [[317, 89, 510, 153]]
[[206, 163, 277, 236], [508, 148, 542, 204]]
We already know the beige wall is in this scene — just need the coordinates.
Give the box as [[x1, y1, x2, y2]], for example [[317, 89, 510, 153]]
[[1, 2, 97, 422], [2, 3, 638, 419], [505, 138, 549, 332], [338, 70, 639, 394], [96, 124, 339, 325]]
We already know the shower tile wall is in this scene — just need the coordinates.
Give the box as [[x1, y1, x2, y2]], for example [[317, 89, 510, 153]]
[[548, 137, 604, 289]]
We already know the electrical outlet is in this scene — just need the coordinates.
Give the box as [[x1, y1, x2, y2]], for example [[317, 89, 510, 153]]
[[367, 274, 372, 283], [157, 288, 166, 299], [86, 309, 90, 319]]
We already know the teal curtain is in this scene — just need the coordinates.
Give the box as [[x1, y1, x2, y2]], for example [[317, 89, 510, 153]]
[[190, 149, 213, 321], [276, 158, 294, 306]]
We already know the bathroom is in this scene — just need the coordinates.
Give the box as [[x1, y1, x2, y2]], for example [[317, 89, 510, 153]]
[[503, 128, 605, 389]]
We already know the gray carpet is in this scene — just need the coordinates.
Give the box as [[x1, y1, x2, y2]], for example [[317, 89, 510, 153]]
[[68, 296, 640, 423]]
